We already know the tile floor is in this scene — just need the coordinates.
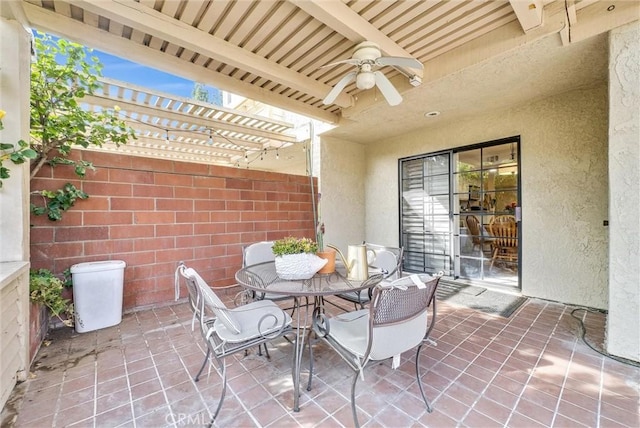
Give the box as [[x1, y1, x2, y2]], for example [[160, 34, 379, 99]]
[[2, 288, 639, 428]]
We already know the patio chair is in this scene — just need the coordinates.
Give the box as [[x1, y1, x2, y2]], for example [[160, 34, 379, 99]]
[[308, 273, 441, 427], [175, 262, 292, 426], [240, 240, 304, 316], [335, 242, 404, 309]]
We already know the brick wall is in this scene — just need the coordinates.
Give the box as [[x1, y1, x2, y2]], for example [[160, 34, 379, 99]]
[[30, 151, 317, 310]]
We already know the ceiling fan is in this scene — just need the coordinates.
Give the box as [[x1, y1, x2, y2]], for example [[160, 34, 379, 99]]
[[321, 41, 423, 106]]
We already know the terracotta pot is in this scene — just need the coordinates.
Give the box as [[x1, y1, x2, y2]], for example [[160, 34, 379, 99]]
[[316, 248, 336, 274]]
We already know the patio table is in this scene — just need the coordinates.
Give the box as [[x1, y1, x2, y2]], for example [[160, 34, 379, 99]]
[[235, 261, 383, 412]]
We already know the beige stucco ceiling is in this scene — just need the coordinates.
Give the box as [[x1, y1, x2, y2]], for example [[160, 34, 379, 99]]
[[4, 0, 638, 174], [324, 30, 609, 144]]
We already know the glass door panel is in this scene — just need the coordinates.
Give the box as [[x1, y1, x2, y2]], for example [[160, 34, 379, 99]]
[[401, 139, 520, 289], [400, 154, 452, 275], [454, 141, 519, 287]]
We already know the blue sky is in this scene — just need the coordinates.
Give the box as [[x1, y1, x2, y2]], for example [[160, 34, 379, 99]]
[[94, 49, 197, 98], [39, 30, 218, 100]]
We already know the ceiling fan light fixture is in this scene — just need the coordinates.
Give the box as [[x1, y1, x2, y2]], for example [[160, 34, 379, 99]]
[[321, 40, 424, 106], [356, 72, 376, 90]]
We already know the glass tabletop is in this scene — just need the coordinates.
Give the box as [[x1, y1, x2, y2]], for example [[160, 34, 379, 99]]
[[235, 261, 384, 297]]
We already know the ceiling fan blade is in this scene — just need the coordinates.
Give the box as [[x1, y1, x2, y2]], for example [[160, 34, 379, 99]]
[[376, 56, 423, 70], [373, 71, 402, 106], [323, 71, 357, 105], [320, 59, 361, 69]]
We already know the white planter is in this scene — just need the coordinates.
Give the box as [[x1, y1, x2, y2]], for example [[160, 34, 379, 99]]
[[275, 253, 328, 280]]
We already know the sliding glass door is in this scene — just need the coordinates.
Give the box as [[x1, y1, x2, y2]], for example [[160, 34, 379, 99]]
[[400, 138, 520, 288]]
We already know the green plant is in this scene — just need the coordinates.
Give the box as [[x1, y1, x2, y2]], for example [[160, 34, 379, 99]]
[[29, 269, 74, 327], [271, 236, 318, 257], [0, 110, 38, 187], [31, 182, 88, 221], [0, 32, 136, 219], [316, 222, 325, 251]]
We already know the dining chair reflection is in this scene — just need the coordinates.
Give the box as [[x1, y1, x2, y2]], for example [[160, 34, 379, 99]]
[[488, 215, 518, 270]]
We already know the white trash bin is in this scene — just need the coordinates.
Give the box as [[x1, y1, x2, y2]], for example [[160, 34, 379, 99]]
[[71, 260, 126, 333]]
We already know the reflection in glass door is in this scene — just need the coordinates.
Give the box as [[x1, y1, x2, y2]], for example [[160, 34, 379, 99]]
[[454, 139, 520, 287], [400, 138, 520, 289], [400, 153, 452, 276]]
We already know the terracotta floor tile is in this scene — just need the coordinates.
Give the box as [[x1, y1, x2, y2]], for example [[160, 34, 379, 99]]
[[55, 401, 94, 426], [373, 402, 416, 427], [520, 384, 559, 411], [599, 415, 637, 428], [130, 378, 164, 401], [556, 400, 598, 427], [250, 398, 288, 427], [514, 397, 555, 426], [96, 387, 132, 414], [135, 406, 182, 427], [96, 375, 129, 397], [599, 400, 640, 426], [432, 394, 469, 421], [482, 385, 520, 409], [4, 299, 639, 428], [508, 411, 548, 428], [462, 409, 503, 428], [419, 408, 458, 427], [472, 396, 512, 425], [59, 384, 95, 410], [94, 402, 133, 428], [552, 413, 591, 427], [131, 390, 168, 418]]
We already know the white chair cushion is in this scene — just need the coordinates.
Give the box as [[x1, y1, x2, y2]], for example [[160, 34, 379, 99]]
[[370, 249, 398, 278], [369, 313, 428, 360], [215, 300, 292, 343], [185, 268, 242, 334], [327, 309, 369, 357]]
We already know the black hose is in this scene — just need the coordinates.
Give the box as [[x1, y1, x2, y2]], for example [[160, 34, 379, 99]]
[[570, 307, 640, 367]]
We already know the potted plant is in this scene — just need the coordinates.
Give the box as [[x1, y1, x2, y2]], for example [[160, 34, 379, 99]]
[[315, 222, 336, 274], [271, 236, 327, 280]]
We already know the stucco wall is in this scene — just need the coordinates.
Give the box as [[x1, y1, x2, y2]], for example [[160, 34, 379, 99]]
[[318, 136, 366, 251], [606, 22, 639, 362], [329, 84, 609, 309]]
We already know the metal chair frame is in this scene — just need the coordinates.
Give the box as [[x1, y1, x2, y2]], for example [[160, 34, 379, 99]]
[[334, 242, 404, 309], [175, 262, 292, 427], [308, 273, 441, 427]]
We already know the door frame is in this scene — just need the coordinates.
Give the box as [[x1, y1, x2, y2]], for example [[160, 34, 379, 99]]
[[398, 136, 521, 289]]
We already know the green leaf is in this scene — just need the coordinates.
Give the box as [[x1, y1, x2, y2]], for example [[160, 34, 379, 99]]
[[21, 149, 38, 159]]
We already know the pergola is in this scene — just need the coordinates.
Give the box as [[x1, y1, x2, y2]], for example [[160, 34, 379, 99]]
[[12, 0, 637, 136], [85, 77, 301, 170]]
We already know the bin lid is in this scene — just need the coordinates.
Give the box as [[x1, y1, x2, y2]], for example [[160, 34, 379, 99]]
[[70, 260, 126, 274]]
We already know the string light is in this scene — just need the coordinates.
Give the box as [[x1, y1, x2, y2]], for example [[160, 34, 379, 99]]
[[114, 111, 302, 170]]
